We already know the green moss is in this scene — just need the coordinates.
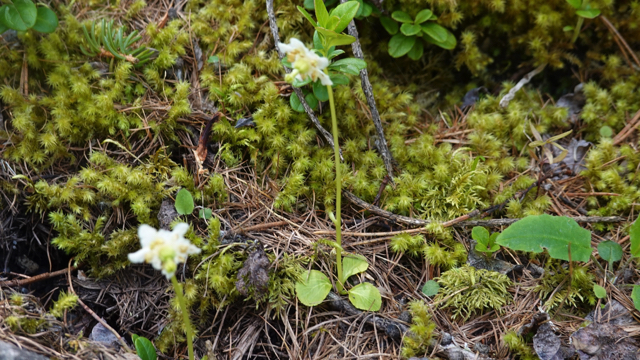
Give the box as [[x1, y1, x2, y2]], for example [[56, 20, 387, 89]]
[[401, 300, 436, 359], [534, 260, 596, 310]]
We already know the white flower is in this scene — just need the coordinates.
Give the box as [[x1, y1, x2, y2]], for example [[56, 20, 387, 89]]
[[128, 223, 201, 279], [278, 38, 333, 86]]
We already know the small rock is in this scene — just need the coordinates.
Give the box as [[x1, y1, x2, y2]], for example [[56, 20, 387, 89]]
[[461, 87, 488, 109], [157, 198, 179, 230], [89, 322, 120, 348], [0, 340, 49, 360], [585, 299, 637, 326], [572, 322, 640, 360]]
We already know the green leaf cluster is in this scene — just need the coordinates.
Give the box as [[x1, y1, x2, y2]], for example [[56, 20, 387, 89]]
[[81, 19, 156, 67], [0, 0, 58, 34], [383, 8, 456, 59]]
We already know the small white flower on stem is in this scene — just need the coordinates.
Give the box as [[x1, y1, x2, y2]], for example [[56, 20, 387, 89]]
[[278, 38, 333, 86], [128, 223, 201, 279]]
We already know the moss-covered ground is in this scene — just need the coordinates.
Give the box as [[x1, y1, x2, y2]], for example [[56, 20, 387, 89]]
[[1, 0, 640, 358]]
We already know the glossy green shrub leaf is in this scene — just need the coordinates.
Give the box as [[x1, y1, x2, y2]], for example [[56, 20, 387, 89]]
[[576, 8, 600, 18], [348, 282, 381, 311], [421, 280, 440, 297], [296, 270, 332, 306], [316, 27, 356, 48], [424, 28, 456, 49], [359, 2, 372, 17], [329, 57, 366, 75], [630, 216, 640, 257], [421, 22, 447, 43], [0, 5, 8, 33], [326, 48, 344, 60], [391, 10, 412, 23], [4, 0, 37, 31], [329, 1, 359, 33], [297, 6, 318, 28], [329, 73, 349, 85], [388, 33, 415, 58], [406, 40, 423, 60], [593, 284, 606, 299], [414, 9, 433, 24], [342, 254, 368, 281], [314, 0, 329, 28], [305, 92, 318, 110], [632, 285, 640, 311], [566, 0, 582, 9], [174, 188, 194, 215], [199, 208, 212, 219], [496, 215, 592, 262], [32, 6, 58, 33], [292, 76, 312, 88], [313, 80, 329, 102], [400, 23, 422, 36], [290, 92, 304, 112], [380, 15, 398, 35], [134, 336, 157, 360]]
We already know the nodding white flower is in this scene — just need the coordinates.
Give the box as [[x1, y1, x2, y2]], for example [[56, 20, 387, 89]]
[[128, 223, 201, 279], [278, 38, 333, 86]]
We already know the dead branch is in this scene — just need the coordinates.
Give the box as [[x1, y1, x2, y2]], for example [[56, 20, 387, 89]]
[[340, 0, 396, 180], [0, 267, 76, 288], [499, 63, 547, 108], [265, 0, 343, 160]]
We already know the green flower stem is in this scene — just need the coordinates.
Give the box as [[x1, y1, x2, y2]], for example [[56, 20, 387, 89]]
[[171, 275, 195, 360], [571, 16, 584, 43], [327, 84, 345, 295]]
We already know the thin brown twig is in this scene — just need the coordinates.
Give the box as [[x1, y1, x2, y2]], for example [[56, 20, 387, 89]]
[[0, 267, 77, 288], [600, 16, 640, 68], [613, 109, 640, 146]]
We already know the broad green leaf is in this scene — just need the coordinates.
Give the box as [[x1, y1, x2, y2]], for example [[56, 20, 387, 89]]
[[312, 80, 329, 102], [496, 215, 593, 262], [304, 0, 314, 10], [576, 8, 601, 18], [327, 48, 345, 60], [5, 0, 37, 31], [472, 226, 490, 243], [391, 10, 412, 23], [326, 15, 340, 31], [420, 22, 447, 43], [360, 2, 372, 17], [316, 27, 356, 48], [630, 216, 640, 257], [330, 1, 359, 33], [421, 280, 440, 297], [199, 208, 212, 219], [424, 29, 457, 50], [131, 334, 139, 344], [342, 254, 368, 281], [406, 39, 423, 60], [329, 73, 349, 85], [134, 336, 157, 360], [296, 270, 332, 306], [566, 0, 582, 9], [297, 6, 318, 28], [290, 93, 304, 112], [0, 5, 9, 33], [633, 285, 640, 311], [174, 188, 194, 215], [32, 6, 58, 33], [414, 9, 433, 24], [597, 240, 622, 264], [348, 282, 381, 311], [380, 15, 398, 35], [305, 91, 318, 110], [388, 33, 415, 58], [353, 0, 364, 18], [314, 0, 330, 28], [400, 23, 422, 36], [593, 284, 606, 299], [329, 57, 366, 75]]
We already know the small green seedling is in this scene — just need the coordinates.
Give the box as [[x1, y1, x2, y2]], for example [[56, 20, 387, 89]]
[[0, 0, 58, 34], [175, 188, 194, 215], [528, 124, 572, 165], [597, 240, 622, 272], [421, 280, 440, 297], [564, 0, 601, 43], [593, 284, 607, 299], [80, 19, 156, 67], [472, 226, 500, 254], [199, 208, 213, 219], [381, 8, 456, 59], [131, 334, 157, 360]]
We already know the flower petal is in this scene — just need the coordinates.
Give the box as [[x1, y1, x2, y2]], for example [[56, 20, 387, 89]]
[[128, 249, 147, 263], [318, 71, 333, 86], [172, 223, 190, 236]]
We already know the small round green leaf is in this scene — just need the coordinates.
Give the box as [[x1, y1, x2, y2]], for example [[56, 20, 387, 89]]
[[495, 214, 593, 262], [421, 280, 440, 297], [5, 0, 37, 31], [407, 39, 423, 60], [312, 80, 329, 102], [576, 8, 601, 19], [290, 92, 304, 112], [296, 270, 332, 306], [342, 254, 368, 282], [329, 73, 349, 85], [400, 23, 422, 36], [420, 22, 448, 43], [566, 0, 582, 9], [414, 9, 433, 24], [348, 282, 381, 311], [599, 125, 613, 138], [593, 284, 607, 299], [388, 33, 416, 58], [32, 6, 58, 33], [174, 188, 194, 215], [304, 91, 318, 110], [472, 226, 490, 243], [597, 240, 622, 263], [199, 208, 213, 219], [630, 216, 640, 257], [391, 10, 412, 23], [380, 15, 398, 35], [632, 285, 640, 311], [134, 336, 157, 360]]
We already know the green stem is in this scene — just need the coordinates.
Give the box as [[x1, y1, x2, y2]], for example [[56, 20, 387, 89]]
[[571, 16, 584, 44], [327, 84, 344, 295], [171, 276, 195, 360]]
